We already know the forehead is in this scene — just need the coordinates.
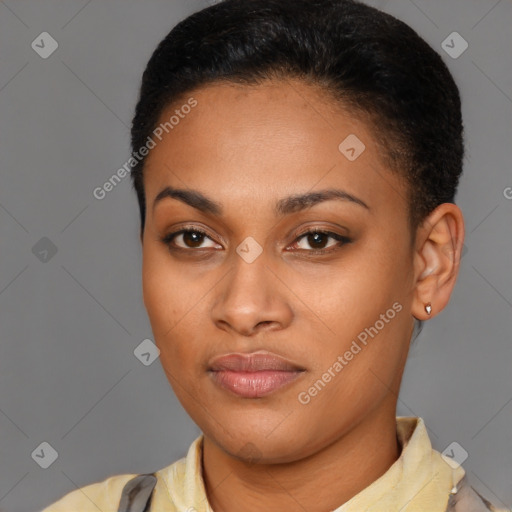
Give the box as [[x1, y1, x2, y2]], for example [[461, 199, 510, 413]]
[[143, 79, 408, 219]]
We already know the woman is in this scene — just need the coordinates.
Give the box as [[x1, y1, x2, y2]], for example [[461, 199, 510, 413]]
[[41, 0, 505, 510]]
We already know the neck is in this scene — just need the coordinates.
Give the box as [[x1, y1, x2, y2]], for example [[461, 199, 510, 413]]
[[202, 407, 400, 512]]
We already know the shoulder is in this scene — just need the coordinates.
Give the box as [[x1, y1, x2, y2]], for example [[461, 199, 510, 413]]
[[447, 474, 509, 512], [40, 437, 202, 512], [40, 472, 138, 512]]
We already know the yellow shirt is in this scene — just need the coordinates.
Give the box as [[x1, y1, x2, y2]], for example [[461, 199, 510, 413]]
[[40, 416, 502, 512]]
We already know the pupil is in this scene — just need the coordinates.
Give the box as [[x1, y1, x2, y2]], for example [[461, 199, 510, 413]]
[[184, 231, 203, 247], [308, 232, 326, 248]]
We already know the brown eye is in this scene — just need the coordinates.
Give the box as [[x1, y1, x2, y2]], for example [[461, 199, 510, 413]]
[[291, 230, 351, 253], [161, 228, 221, 250], [304, 232, 330, 249], [182, 230, 207, 248]]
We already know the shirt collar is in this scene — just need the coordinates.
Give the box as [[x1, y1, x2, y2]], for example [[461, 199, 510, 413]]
[[158, 416, 465, 512]]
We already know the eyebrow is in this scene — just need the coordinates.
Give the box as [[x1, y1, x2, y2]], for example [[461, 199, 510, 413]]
[[152, 186, 370, 216]]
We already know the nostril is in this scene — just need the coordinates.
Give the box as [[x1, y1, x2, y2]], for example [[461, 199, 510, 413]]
[[256, 321, 276, 331]]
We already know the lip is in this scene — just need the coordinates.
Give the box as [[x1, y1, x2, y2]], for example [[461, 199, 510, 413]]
[[208, 352, 305, 372], [208, 352, 306, 398]]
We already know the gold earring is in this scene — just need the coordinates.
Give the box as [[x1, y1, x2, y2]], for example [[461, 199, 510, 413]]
[[425, 302, 432, 315]]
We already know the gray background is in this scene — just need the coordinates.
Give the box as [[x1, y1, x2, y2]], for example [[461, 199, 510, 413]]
[[0, 0, 510, 511]]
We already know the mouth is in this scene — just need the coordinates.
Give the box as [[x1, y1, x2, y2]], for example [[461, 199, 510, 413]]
[[208, 351, 306, 398]]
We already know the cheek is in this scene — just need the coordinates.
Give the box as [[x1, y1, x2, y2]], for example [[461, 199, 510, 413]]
[[299, 239, 408, 327], [141, 244, 183, 341], [141, 245, 208, 373], [296, 240, 412, 378]]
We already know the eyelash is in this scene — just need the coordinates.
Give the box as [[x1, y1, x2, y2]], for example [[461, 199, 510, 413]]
[[160, 226, 351, 255]]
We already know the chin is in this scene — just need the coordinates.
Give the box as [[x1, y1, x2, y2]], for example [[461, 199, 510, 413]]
[[203, 419, 310, 463]]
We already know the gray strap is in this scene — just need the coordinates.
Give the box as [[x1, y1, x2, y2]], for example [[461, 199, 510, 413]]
[[117, 474, 157, 512], [445, 475, 496, 512], [116, 471, 498, 512]]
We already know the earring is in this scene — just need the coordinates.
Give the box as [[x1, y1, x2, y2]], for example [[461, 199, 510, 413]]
[[425, 302, 432, 315]]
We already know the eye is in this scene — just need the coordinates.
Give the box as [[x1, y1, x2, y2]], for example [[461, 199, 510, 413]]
[[161, 227, 221, 250], [289, 229, 351, 254], [160, 227, 351, 254]]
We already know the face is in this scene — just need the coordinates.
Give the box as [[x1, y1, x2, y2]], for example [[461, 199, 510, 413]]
[[141, 79, 417, 463]]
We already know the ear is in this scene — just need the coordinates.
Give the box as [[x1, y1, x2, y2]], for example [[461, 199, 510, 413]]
[[412, 203, 465, 320]]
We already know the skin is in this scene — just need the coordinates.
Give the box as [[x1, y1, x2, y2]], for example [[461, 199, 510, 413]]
[[140, 78, 465, 512]]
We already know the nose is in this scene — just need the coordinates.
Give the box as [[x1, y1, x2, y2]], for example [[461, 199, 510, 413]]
[[211, 250, 294, 337]]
